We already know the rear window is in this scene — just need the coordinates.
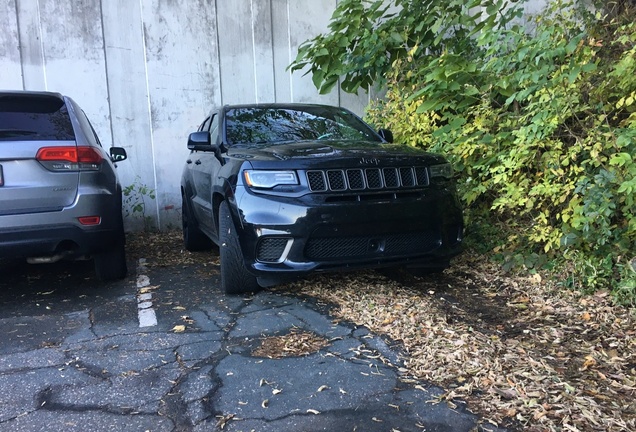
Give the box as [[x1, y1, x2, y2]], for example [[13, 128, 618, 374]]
[[0, 95, 75, 141]]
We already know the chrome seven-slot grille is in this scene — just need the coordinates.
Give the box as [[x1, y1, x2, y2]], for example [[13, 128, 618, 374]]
[[306, 166, 429, 192]]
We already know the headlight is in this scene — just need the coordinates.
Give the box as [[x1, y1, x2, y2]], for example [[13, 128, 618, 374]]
[[429, 163, 453, 179], [244, 170, 299, 188]]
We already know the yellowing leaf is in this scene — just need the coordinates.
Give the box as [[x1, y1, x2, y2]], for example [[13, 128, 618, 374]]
[[581, 356, 597, 371], [171, 325, 186, 333]]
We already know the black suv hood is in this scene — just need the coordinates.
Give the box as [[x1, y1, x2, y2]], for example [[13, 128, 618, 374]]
[[226, 140, 447, 168]]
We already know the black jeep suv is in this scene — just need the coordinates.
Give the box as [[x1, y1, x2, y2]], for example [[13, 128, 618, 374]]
[[181, 103, 463, 294]]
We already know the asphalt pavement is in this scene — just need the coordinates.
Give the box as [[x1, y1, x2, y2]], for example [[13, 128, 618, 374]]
[[0, 252, 507, 432]]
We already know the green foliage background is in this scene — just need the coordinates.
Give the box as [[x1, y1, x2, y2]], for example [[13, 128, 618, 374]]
[[290, 0, 636, 304]]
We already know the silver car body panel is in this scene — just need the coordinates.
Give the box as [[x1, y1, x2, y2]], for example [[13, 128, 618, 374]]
[[0, 139, 79, 215]]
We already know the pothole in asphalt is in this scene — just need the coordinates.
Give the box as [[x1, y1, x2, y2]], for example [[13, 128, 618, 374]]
[[252, 329, 330, 358]]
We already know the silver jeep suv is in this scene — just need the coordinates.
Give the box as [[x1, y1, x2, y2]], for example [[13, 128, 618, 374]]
[[0, 91, 128, 281]]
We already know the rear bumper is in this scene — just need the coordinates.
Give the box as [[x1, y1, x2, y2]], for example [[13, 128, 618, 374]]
[[0, 224, 122, 259], [0, 192, 124, 260]]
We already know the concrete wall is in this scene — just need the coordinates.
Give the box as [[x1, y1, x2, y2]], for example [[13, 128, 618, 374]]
[[0, 0, 546, 230], [0, 0, 372, 230]]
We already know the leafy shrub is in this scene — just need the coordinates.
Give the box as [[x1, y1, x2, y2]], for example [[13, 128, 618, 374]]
[[123, 176, 157, 231], [292, 0, 636, 304]]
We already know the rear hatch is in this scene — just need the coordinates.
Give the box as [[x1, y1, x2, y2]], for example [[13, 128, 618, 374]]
[[0, 93, 79, 216]]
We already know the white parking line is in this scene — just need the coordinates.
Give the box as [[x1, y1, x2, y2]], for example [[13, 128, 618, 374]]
[[136, 259, 157, 327]]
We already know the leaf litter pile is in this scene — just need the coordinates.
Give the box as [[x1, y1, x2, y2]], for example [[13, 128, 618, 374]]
[[252, 328, 329, 359], [129, 231, 635, 431]]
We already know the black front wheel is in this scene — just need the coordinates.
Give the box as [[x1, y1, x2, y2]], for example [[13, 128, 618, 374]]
[[218, 201, 259, 295]]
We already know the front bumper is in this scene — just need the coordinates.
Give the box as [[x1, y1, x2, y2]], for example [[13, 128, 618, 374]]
[[232, 186, 463, 280]]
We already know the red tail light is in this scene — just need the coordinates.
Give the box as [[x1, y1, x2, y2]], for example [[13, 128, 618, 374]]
[[36, 146, 103, 171]]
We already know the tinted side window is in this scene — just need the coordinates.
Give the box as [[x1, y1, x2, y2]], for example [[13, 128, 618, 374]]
[[199, 116, 212, 132], [88, 121, 103, 147], [210, 114, 219, 144], [0, 96, 75, 141], [72, 104, 101, 148]]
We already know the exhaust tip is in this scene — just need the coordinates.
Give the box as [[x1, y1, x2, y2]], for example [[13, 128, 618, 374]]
[[27, 251, 73, 264]]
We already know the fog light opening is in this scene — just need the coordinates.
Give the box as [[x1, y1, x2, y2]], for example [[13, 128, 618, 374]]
[[256, 237, 293, 263], [368, 238, 385, 253]]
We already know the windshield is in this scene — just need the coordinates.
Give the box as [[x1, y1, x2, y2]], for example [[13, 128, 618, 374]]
[[224, 106, 381, 145]]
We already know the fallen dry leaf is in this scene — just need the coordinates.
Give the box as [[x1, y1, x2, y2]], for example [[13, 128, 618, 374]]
[[216, 414, 234, 430], [276, 253, 636, 431], [129, 231, 636, 432]]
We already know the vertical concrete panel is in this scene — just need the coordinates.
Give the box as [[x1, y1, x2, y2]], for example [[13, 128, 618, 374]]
[[38, 0, 112, 148], [287, 0, 338, 105], [0, 0, 22, 89], [339, 89, 371, 119], [251, 0, 275, 102], [101, 0, 156, 231], [15, 0, 46, 89], [142, 0, 222, 228], [271, 0, 291, 102], [275, 0, 393, 115], [217, 0, 256, 104]]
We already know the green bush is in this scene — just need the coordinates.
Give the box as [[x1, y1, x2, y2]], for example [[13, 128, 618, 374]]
[[291, 0, 636, 304]]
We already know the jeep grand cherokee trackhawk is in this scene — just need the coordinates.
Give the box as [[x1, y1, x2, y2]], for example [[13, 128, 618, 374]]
[[181, 103, 463, 294]]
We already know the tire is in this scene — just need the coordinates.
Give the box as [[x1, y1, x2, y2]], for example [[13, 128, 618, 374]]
[[182, 195, 212, 251], [218, 201, 259, 295], [94, 233, 128, 281]]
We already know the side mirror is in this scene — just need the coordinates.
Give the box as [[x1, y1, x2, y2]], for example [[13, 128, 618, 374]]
[[187, 131, 215, 151], [378, 128, 393, 143], [110, 147, 127, 162]]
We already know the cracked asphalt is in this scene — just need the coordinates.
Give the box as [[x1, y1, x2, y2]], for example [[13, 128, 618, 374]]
[[0, 253, 506, 432]]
